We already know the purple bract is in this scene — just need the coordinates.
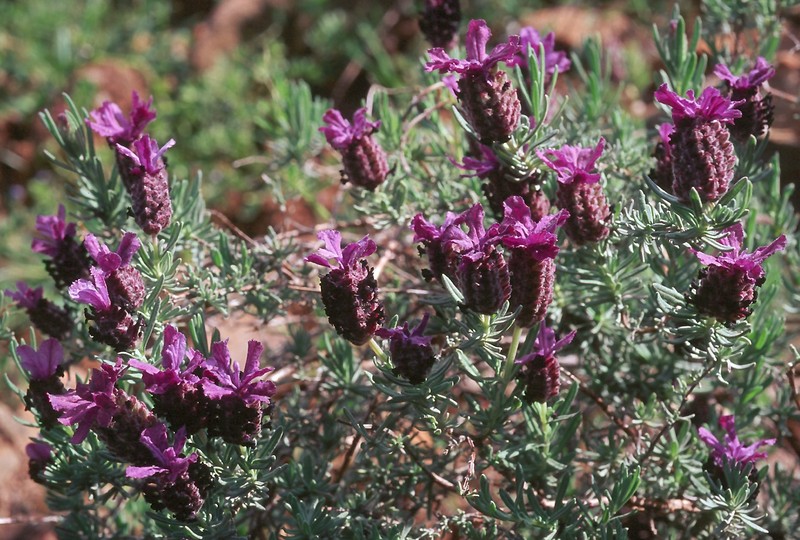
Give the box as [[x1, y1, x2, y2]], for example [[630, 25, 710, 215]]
[[714, 57, 775, 91], [31, 205, 77, 258], [84, 232, 141, 274], [17, 338, 63, 381], [515, 322, 575, 366], [691, 223, 786, 283], [654, 84, 742, 124], [126, 424, 198, 483], [5, 282, 43, 310], [320, 108, 381, 152], [306, 230, 377, 271], [698, 414, 775, 468], [425, 19, 520, 75], [86, 91, 157, 145], [538, 137, 605, 185], [69, 267, 112, 311], [116, 135, 175, 176], [508, 27, 571, 75], [497, 196, 569, 261], [201, 339, 276, 405]]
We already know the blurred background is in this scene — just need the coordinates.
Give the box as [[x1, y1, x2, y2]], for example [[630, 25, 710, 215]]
[[0, 0, 798, 537]]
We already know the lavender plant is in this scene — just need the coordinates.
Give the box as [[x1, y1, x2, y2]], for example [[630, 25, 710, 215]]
[[2, 3, 800, 539]]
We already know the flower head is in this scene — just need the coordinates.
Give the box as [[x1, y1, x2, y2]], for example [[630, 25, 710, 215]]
[[515, 322, 575, 403], [201, 340, 276, 404], [508, 27, 571, 75], [538, 137, 605, 185], [31, 205, 77, 258], [87, 91, 156, 145], [129, 325, 203, 393], [425, 19, 520, 75], [714, 57, 775, 91], [516, 322, 576, 365], [17, 338, 63, 381], [691, 223, 786, 283], [126, 424, 198, 483], [69, 267, 112, 311], [376, 313, 436, 384], [654, 84, 742, 125], [84, 232, 140, 273], [497, 196, 569, 260], [698, 415, 775, 468], [320, 108, 381, 152], [5, 282, 43, 310], [306, 230, 377, 271], [116, 135, 175, 176]]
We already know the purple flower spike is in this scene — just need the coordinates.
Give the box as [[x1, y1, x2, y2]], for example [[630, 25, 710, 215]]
[[655, 84, 743, 125], [320, 108, 388, 191], [32, 204, 76, 258], [688, 224, 785, 323], [116, 135, 175, 177], [715, 58, 776, 140], [515, 322, 575, 403], [127, 424, 197, 483], [698, 414, 775, 468], [202, 340, 276, 404], [87, 91, 157, 146], [17, 338, 63, 381], [426, 19, 520, 75], [376, 313, 436, 384], [508, 27, 571, 77], [31, 205, 91, 289], [537, 138, 605, 186], [69, 267, 112, 311], [84, 232, 145, 310], [715, 57, 775, 91]]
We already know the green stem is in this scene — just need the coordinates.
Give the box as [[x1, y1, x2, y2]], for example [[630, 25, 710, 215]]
[[368, 338, 389, 364], [502, 325, 523, 384]]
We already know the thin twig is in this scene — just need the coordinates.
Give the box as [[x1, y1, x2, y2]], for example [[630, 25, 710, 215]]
[[561, 368, 638, 440], [208, 209, 256, 246]]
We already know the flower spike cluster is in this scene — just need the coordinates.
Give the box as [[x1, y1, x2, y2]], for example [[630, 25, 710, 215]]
[[376, 313, 436, 384], [307, 230, 385, 345], [714, 57, 775, 140], [538, 137, 610, 245], [426, 19, 521, 143], [320, 108, 389, 191], [87, 92, 173, 234], [688, 223, 786, 324], [655, 84, 742, 203], [515, 322, 575, 403]]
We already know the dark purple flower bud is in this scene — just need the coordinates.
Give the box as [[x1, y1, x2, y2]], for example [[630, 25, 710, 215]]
[[320, 108, 389, 191], [411, 204, 482, 282], [86, 91, 156, 147], [306, 231, 385, 346], [515, 322, 575, 403], [507, 27, 571, 81], [129, 325, 208, 433], [688, 223, 786, 324], [715, 57, 775, 140], [116, 135, 175, 235], [426, 20, 521, 143], [538, 138, 610, 245], [200, 339, 277, 446], [649, 123, 675, 193], [17, 338, 66, 429], [457, 243, 511, 314], [376, 313, 436, 384], [698, 415, 774, 468], [498, 197, 568, 326], [655, 84, 742, 203], [456, 145, 551, 220], [127, 424, 209, 521], [419, 0, 461, 49], [5, 283, 72, 339], [31, 205, 91, 289], [85, 233, 145, 310], [26, 442, 53, 484]]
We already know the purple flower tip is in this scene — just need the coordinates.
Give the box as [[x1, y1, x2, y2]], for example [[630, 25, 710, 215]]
[[537, 137, 605, 185], [26, 441, 52, 462], [691, 223, 786, 282], [376, 312, 432, 343], [69, 267, 111, 310], [714, 57, 775, 91], [425, 19, 520, 75], [31, 204, 77, 257], [5, 282, 44, 310], [126, 424, 197, 482], [116, 135, 175, 176], [320, 108, 380, 152], [508, 27, 571, 75], [86, 91, 157, 145], [452, 145, 501, 179], [498, 196, 569, 260], [655, 84, 743, 124], [698, 414, 775, 468], [306, 230, 377, 270], [84, 232, 141, 273], [516, 322, 575, 364], [201, 339, 276, 404], [17, 338, 63, 381]]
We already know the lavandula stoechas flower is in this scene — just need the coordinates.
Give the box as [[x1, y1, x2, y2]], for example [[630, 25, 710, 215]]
[[375, 313, 436, 384], [454, 204, 511, 314], [306, 231, 385, 345], [456, 144, 550, 221], [16, 338, 66, 428], [655, 85, 742, 203], [515, 322, 575, 403], [5, 282, 72, 340], [411, 209, 475, 283], [715, 57, 775, 140], [201, 339, 277, 446], [116, 135, 175, 235], [127, 424, 211, 521], [426, 19, 521, 144], [497, 197, 568, 327], [688, 223, 785, 324], [649, 123, 675, 193], [84, 232, 145, 310], [320, 108, 389, 191], [538, 137, 610, 245], [507, 27, 571, 85], [69, 267, 142, 350], [86, 91, 156, 147], [26, 442, 53, 484], [419, 0, 461, 49], [129, 325, 208, 434], [49, 360, 157, 465], [31, 204, 90, 289]]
